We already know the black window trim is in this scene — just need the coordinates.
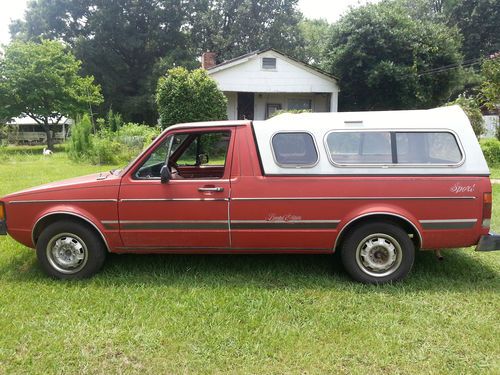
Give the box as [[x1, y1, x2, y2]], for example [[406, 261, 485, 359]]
[[323, 129, 465, 168], [270, 131, 320, 168]]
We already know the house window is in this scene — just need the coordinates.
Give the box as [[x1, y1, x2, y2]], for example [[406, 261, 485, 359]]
[[288, 98, 312, 111], [271, 132, 319, 167], [262, 57, 277, 70], [266, 103, 282, 119]]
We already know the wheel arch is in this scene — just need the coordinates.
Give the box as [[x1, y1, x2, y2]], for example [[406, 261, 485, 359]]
[[32, 211, 110, 252], [334, 212, 422, 252]]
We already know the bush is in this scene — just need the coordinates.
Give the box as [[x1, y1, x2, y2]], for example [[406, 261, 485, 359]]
[[107, 109, 123, 132], [88, 136, 123, 165], [69, 118, 161, 165], [270, 109, 312, 118], [447, 96, 485, 138], [156, 67, 227, 128], [68, 114, 93, 160], [481, 138, 500, 166]]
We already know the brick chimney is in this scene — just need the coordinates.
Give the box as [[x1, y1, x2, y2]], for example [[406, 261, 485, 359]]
[[201, 52, 217, 69]]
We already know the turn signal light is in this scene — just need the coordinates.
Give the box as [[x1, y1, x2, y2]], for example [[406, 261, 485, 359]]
[[483, 192, 492, 204], [0, 202, 4, 221], [482, 193, 492, 228]]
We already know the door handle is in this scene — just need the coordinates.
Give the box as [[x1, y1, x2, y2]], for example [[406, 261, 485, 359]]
[[198, 187, 224, 192]]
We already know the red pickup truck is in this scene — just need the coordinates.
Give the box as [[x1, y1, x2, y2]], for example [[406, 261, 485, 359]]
[[1, 106, 498, 283]]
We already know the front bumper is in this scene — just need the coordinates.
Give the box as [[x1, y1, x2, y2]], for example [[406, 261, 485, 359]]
[[0, 220, 6, 235], [476, 233, 500, 251]]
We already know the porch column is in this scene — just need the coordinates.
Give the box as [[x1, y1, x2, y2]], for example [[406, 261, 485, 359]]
[[330, 92, 338, 112]]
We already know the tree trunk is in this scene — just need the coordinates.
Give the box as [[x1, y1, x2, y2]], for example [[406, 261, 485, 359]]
[[43, 120, 54, 150]]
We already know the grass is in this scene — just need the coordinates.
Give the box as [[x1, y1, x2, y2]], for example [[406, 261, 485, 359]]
[[0, 148, 499, 374], [489, 165, 500, 179]]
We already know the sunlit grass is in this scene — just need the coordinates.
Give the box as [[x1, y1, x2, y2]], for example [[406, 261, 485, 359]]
[[0, 149, 498, 374]]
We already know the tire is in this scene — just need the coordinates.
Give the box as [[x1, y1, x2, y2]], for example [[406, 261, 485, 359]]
[[340, 222, 415, 284], [36, 220, 107, 280]]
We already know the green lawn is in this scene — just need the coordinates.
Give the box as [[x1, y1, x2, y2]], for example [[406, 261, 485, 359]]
[[0, 150, 499, 374], [489, 165, 500, 179]]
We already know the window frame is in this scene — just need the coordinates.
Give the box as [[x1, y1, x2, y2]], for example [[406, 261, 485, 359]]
[[323, 129, 465, 168], [270, 130, 320, 168]]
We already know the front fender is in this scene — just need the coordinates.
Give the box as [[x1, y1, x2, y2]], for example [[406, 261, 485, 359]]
[[31, 205, 112, 250]]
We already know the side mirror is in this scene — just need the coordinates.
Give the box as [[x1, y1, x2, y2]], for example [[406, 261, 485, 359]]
[[160, 164, 171, 184], [196, 153, 209, 165]]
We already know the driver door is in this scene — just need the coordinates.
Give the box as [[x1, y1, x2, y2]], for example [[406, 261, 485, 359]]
[[117, 127, 234, 251]]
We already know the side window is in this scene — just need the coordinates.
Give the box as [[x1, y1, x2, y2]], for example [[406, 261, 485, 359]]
[[272, 132, 318, 167], [326, 132, 392, 164], [134, 131, 230, 179], [134, 134, 188, 179], [325, 131, 463, 166], [396, 132, 462, 164], [176, 132, 230, 167]]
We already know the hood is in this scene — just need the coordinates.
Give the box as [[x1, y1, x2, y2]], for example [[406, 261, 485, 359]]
[[1, 171, 121, 200]]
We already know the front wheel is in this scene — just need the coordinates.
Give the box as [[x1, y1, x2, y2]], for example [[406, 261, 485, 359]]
[[340, 222, 415, 284], [36, 221, 107, 279]]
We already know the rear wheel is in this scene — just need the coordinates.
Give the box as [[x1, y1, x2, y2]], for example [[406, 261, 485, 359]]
[[340, 222, 415, 284], [36, 221, 107, 279]]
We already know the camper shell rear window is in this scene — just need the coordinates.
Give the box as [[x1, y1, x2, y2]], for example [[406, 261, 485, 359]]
[[325, 130, 463, 167]]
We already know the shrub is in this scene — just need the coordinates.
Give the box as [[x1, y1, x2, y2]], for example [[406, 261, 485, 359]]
[[447, 96, 485, 138], [481, 138, 500, 166], [69, 118, 161, 165], [88, 136, 123, 165], [107, 109, 123, 132], [68, 114, 93, 160], [156, 67, 227, 128], [270, 109, 312, 118]]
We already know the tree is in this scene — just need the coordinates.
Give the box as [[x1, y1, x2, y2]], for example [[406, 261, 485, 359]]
[[447, 95, 485, 137], [298, 19, 333, 66], [0, 40, 103, 149], [480, 55, 500, 113], [445, 0, 500, 61], [399, 0, 500, 61], [323, 0, 463, 111], [186, 0, 304, 62], [11, 0, 196, 124], [156, 67, 227, 128]]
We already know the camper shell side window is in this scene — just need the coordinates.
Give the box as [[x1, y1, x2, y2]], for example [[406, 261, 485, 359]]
[[325, 130, 464, 167], [271, 131, 319, 168]]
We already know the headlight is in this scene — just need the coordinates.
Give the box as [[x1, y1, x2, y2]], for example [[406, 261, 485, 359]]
[[0, 202, 5, 221]]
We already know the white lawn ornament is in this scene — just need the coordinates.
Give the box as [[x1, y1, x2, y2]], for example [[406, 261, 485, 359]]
[[42, 148, 53, 156]]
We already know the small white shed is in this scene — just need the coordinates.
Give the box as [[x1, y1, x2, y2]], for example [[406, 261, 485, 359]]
[[205, 49, 340, 121]]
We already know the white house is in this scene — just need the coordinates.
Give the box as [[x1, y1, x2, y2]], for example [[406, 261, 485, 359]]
[[204, 49, 340, 121]]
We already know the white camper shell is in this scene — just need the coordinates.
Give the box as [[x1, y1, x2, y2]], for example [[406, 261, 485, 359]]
[[253, 106, 488, 176]]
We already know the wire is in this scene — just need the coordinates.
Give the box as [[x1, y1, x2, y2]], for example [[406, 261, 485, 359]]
[[401, 54, 499, 78]]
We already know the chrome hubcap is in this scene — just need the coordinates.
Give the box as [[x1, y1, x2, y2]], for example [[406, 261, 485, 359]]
[[46, 233, 88, 274], [355, 233, 402, 277]]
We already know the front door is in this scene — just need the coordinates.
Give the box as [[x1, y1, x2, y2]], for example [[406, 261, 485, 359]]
[[117, 128, 234, 251], [237, 92, 255, 120]]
